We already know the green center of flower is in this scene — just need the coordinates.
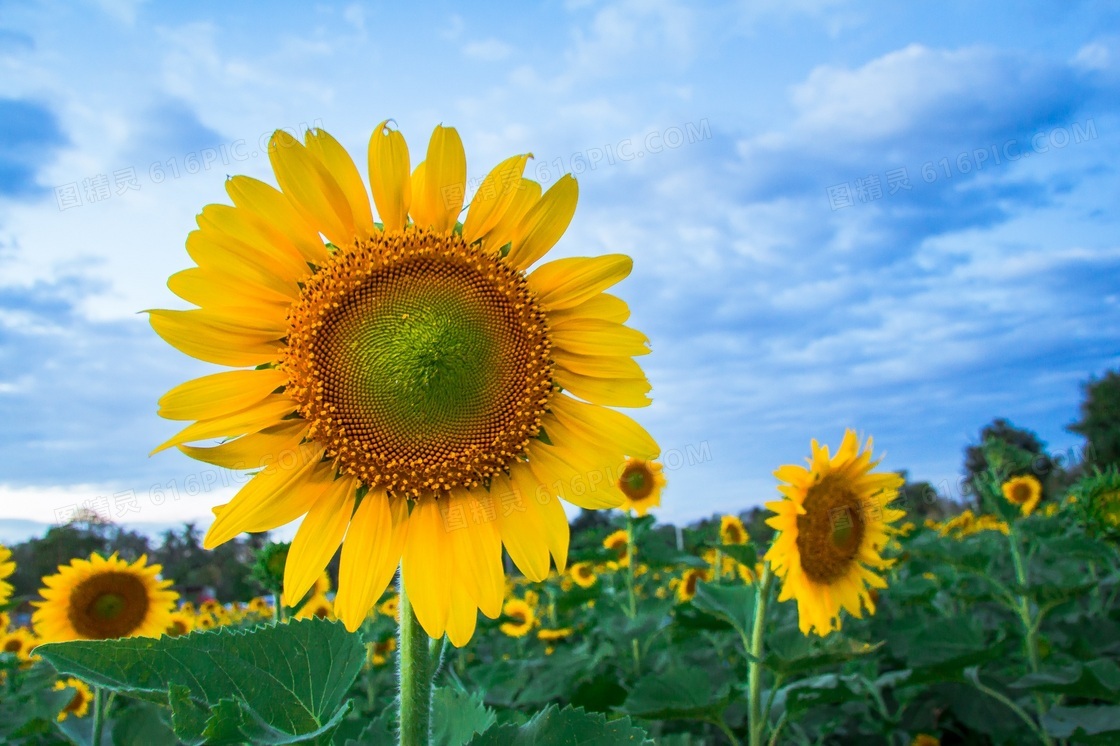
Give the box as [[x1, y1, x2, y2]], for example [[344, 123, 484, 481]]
[[92, 593, 125, 620], [285, 228, 554, 497]]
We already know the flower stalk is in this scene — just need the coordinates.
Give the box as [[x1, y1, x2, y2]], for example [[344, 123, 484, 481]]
[[398, 571, 432, 746]]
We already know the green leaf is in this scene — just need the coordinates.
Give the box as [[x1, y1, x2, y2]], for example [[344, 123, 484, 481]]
[[1012, 660, 1120, 702], [432, 688, 497, 746], [341, 704, 396, 746], [111, 700, 179, 746], [468, 705, 652, 745], [37, 619, 365, 745], [619, 667, 734, 721], [716, 544, 757, 568], [689, 581, 756, 641], [1042, 705, 1120, 740], [764, 628, 882, 676]]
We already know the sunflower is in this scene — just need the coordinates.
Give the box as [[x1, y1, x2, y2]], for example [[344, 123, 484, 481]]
[[379, 594, 400, 620], [1001, 475, 1042, 516], [569, 561, 598, 588], [367, 636, 397, 667], [765, 430, 904, 636], [1, 627, 39, 664], [149, 121, 658, 647], [602, 529, 630, 567], [54, 677, 93, 721], [0, 611, 9, 632], [0, 544, 14, 606], [911, 736, 940, 746], [720, 515, 748, 545], [499, 598, 535, 637], [194, 613, 218, 630], [33, 553, 178, 643], [295, 594, 335, 620], [617, 458, 666, 516], [676, 568, 711, 603], [248, 596, 273, 616], [165, 611, 194, 637]]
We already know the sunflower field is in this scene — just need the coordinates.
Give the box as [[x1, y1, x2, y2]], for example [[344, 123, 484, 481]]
[[2, 121, 1119, 745]]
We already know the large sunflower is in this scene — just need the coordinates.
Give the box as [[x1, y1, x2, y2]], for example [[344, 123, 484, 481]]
[[149, 122, 658, 646], [32, 553, 178, 642], [764, 430, 904, 636]]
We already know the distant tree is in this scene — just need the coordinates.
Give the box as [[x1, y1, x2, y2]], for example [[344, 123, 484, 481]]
[[894, 471, 957, 521], [1068, 369, 1120, 469]]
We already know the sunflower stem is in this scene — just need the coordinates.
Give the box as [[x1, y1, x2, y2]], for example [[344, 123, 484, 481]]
[[626, 513, 641, 677], [273, 592, 283, 623], [1008, 525, 1052, 739], [91, 686, 105, 746], [398, 571, 432, 746], [747, 564, 773, 746]]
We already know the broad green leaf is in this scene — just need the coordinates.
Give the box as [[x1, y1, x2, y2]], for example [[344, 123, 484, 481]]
[[1012, 660, 1120, 702], [468, 705, 652, 745], [36, 619, 365, 745], [432, 688, 496, 746], [341, 704, 396, 746], [690, 581, 756, 641], [619, 666, 734, 720], [111, 701, 178, 746], [764, 628, 882, 676], [1043, 705, 1120, 739], [716, 544, 757, 568]]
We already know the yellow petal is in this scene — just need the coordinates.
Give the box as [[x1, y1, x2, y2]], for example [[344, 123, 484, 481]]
[[445, 583, 478, 648], [203, 444, 327, 547], [548, 293, 630, 324], [553, 367, 652, 408], [549, 395, 659, 459], [484, 178, 541, 256], [225, 176, 328, 265], [528, 254, 633, 310], [304, 128, 375, 239], [445, 489, 504, 619], [178, 419, 308, 469], [492, 471, 551, 582], [551, 319, 650, 357], [158, 369, 288, 421], [401, 497, 451, 638], [527, 469, 571, 574], [196, 204, 310, 282], [335, 491, 409, 632], [552, 348, 646, 380], [461, 153, 531, 243], [505, 174, 577, 270], [411, 125, 465, 232], [151, 395, 298, 454], [527, 440, 624, 510], [282, 475, 358, 607], [367, 120, 411, 232], [147, 309, 284, 367], [269, 129, 354, 244], [167, 267, 293, 315], [185, 230, 301, 300]]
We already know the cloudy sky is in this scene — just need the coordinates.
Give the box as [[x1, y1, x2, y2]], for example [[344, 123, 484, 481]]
[[1, 0, 1118, 533]]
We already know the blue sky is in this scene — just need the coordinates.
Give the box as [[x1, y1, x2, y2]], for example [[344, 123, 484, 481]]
[[1, 0, 1118, 531]]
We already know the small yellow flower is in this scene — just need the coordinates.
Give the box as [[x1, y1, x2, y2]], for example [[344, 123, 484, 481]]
[[54, 677, 93, 721], [719, 515, 749, 545], [910, 735, 940, 746], [295, 594, 335, 620], [569, 561, 598, 588], [618, 458, 666, 516], [537, 626, 573, 642], [500, 599, 535, 637], [0, 545, 15, 607], [379, 594, 400, 621], [366, 636, 397, 667], [248, 596, 273, 615], [194, 613, 217, 630], [165, 611, 194, 637], [602, 529, 630, 567], [676, 568, 711, 602], [1002, 475, 1042, 516], [1, 627, 39, 665]]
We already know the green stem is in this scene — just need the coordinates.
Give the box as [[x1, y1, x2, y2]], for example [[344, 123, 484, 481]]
[[709, 715, 743, 746], [748, 564, 773, 746], [1009, 526, 1053, 739], [766, 711, 788, 746], [91, 687, 105, 746], [273, 592, 284, 623], [626, 513, 642, 677], [399, 570, 432, 746], [970, 671, 1053, 745]]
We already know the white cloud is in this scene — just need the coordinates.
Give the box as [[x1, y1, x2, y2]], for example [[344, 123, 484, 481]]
[[462, 39, 513, 61]]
